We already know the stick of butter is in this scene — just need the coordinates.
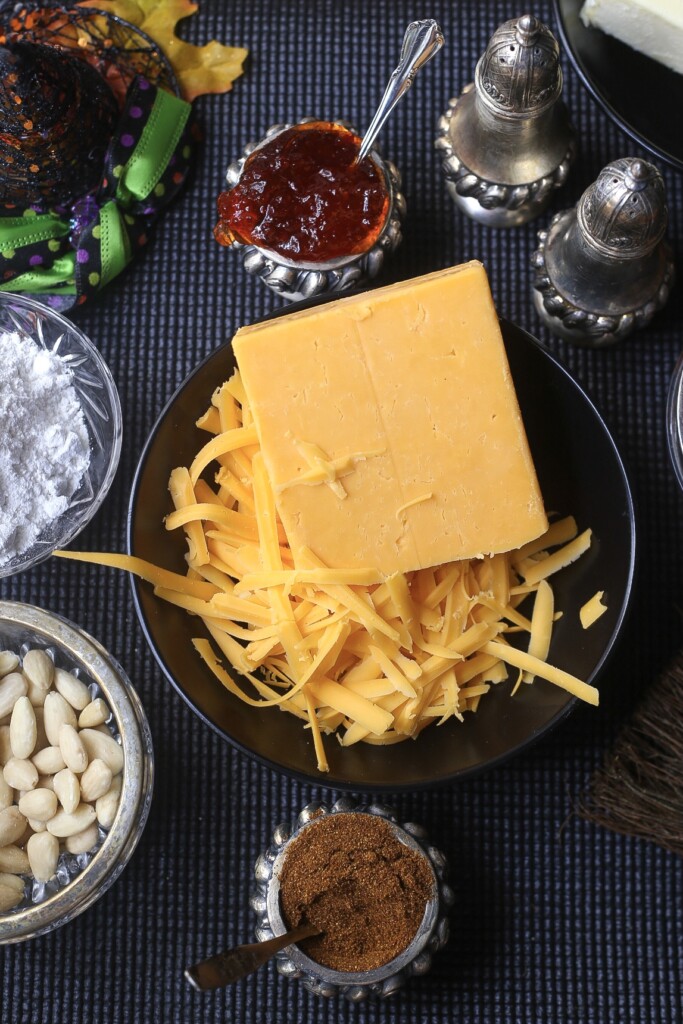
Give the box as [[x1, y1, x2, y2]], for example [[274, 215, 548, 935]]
[[581, 0, 683, 75], [232, 261, 548, 576]]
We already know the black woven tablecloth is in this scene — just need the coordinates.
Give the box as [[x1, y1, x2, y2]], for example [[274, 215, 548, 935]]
[[3, 1, 683, 1021]]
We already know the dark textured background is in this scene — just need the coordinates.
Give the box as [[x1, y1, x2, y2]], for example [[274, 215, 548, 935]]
[[2, 1, 683, 1021]]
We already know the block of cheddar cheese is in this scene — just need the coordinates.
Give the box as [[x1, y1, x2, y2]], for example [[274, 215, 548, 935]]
[[581, 0, 683, 75], [232, 261, 548, 576]]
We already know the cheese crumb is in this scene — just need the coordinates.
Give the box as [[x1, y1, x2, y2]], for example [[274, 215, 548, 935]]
[[580, 591, 608, 629]]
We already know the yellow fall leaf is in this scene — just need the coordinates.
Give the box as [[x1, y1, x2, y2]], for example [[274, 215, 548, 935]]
[[77, 0, 248, 101]]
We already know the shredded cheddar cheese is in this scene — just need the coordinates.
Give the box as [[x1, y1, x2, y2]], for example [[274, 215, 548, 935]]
[[56, 370, 600, 773], [276, 439, 386, 499], [395, 493, 433, 519], [580, 591, 608, 629]]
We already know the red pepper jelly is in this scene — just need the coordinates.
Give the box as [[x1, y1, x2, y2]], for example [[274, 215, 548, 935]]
[[214, 121, 390, 263]]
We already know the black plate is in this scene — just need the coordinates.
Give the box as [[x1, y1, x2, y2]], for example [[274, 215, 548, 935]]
[[554, 0, 683, 171], [127, 318, 636, 790]]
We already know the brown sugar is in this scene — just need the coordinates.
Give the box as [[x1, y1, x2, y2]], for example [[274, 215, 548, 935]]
[[278, 812, 435, 973]]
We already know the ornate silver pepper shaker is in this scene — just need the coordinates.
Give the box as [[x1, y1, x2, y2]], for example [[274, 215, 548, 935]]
[[532, 157, 675, 345], [436, 14, 575, 227]]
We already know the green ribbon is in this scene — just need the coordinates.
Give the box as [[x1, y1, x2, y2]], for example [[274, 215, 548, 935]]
[[99, 200, 132, 288], [116, 88, 189, 204], [2, 257, 76, 295], [0, 212, 70, 249]]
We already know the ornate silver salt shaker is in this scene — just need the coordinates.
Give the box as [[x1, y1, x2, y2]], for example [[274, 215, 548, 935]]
[[250, 799, 453, 1002], [436, 14, 575, 227], [532, 158, 675, 345]]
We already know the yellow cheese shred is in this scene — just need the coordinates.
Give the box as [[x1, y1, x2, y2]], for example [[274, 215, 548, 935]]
[[482, 640, 599, 705], [519, 578, 554, 689], [53, 550, 218, 601], [277, 439, 386, 499], [522, 529, 592, 586], [168, 467, 209, 567], [308, 677, 394, 736], [233, 567, 383, 594], [396, 493, 433, 519], [55, 373, 600, 773], [580, 591, 608, 629], [189, 425, 258, 485]]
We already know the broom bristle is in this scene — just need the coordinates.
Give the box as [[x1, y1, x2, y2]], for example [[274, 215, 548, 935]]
[[579, 654, 683, 856]]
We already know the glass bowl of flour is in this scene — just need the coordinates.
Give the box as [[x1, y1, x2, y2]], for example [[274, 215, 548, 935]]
[[0, 294, 122, 577]]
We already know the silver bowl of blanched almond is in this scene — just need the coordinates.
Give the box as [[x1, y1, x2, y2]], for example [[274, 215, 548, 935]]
[[0, 601, 153, 944]]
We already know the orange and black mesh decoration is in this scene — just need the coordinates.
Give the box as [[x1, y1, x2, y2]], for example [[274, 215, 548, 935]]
[[0, 40, 118, 207], [0, 3, 177, 101], [0, 1, 196, 309]]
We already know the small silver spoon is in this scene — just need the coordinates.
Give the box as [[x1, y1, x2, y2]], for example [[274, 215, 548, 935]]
[[357, 19, 444, 164], [184, 923, 321, 991]]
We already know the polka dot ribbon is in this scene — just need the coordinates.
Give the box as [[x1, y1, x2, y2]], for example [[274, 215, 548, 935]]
[[0, 76, 195, 309]]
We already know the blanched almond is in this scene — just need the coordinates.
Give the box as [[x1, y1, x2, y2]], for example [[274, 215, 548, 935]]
[[0, 806, 27, 847], [33, 707, 48, 752], [0, 773, 12, 812], [18, 788, 57, 822], [95, 774, 122, 829], [78, 729, 123, 775], [65, 822, 99, 855], [53, 769, 80, 814], [26, 817, 47, 833], [21, 649, 53, 694], [53, 668, 91, 712], [79, 759, 112, 803], [25, 676, 48, 708], [0, 844, 29, 874], [43, 692, 77, 746], [0, 871, 24, 910], [31, 746, 65, 775], [3, 758, 38, 792], [78, 699, 109, 729], [0, 652, 19, 678], [0, 673, 28, 721], [26, 832, 59, 882], [46, 803, 96, 838], [59, 724, 88, 774], [10, 697, 36, 760], [17, 825, 33, 847], [0, 726, 11, 766]]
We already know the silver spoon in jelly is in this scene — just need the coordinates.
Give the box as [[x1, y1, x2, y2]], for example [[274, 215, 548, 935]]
[[356, 18, 444, 164]]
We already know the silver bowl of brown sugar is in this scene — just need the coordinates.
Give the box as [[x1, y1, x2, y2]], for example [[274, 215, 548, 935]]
[[250, 798, 453, 1001]]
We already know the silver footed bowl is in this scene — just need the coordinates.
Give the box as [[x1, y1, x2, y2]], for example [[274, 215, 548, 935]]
[[219, 117, 406, 303], [250, 798, 453, 1001]]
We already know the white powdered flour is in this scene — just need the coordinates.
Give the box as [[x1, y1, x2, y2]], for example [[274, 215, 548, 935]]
[[0, 330, 90, 565]]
